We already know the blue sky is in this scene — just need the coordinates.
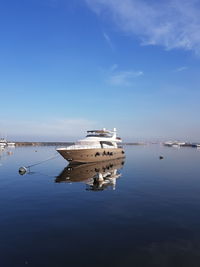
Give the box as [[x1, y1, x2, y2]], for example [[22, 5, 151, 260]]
[[1, 0, 200, 141]]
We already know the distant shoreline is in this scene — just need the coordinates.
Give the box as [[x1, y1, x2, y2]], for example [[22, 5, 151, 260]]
[[14, 142, 74, 146]]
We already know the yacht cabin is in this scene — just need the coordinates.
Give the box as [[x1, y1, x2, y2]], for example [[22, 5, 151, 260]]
[[67, 128, 122, 150]]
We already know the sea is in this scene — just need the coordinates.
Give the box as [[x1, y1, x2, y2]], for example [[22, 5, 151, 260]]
[[1, 144, 200, 267]]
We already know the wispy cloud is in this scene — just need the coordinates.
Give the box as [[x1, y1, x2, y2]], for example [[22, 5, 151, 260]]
[[110, 64, 118, 72], [107, 65, 143, 86], [103, 32, 114, 50], [174, 66, 188, 72], [86, 0, 200, 54]]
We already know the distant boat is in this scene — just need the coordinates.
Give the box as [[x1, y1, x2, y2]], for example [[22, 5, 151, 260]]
[[0, 138, 15, 147], [0, 138, 7, 148], [164, 141, 185, 147], [56, 128, 125, 164]]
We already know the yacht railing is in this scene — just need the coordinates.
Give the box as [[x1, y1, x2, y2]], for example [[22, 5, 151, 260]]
[[66, 145, 101, 150]]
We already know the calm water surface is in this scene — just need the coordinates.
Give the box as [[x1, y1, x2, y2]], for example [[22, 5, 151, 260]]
[[1, 145, 200, 267]]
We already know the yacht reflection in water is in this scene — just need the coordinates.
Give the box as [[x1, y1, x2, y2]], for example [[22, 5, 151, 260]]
[[56, 158, 125, 191]]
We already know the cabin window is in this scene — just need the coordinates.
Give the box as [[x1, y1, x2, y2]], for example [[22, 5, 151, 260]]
[[100, 141, 114, 148]]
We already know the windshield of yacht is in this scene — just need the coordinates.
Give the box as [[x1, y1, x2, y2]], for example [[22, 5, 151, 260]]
[[75, 141, 100, 146], [86, 133, 113, 138]]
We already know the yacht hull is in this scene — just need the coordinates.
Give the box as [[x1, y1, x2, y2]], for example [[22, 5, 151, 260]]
[[56, 148, 125, 163]]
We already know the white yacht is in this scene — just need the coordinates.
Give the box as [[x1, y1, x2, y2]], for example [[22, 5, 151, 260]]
[[56, 128, 125, 163]]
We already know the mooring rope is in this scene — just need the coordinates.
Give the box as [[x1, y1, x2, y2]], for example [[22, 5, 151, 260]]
[[27, 153, 59, 168], [19, 153, 59, 175]]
